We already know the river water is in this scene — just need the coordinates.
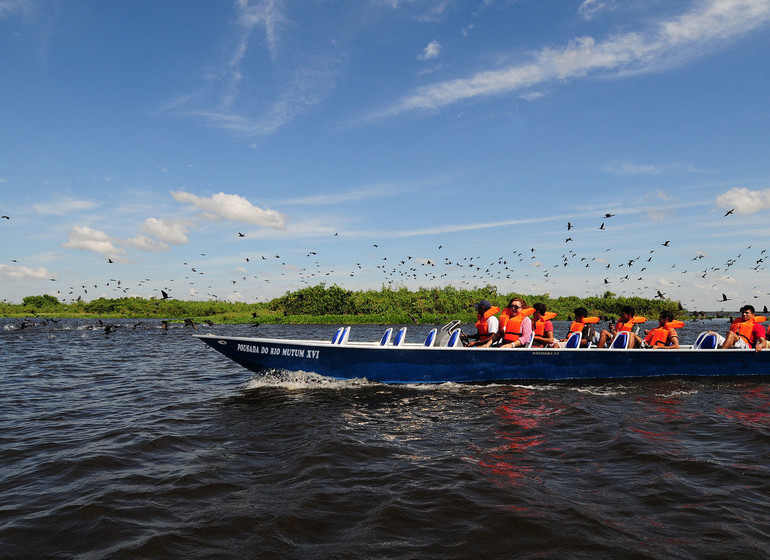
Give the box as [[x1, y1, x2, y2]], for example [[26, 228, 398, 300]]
[[2, 319, 769, 559]]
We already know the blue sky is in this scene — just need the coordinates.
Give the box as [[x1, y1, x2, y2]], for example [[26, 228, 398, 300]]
[[2, 0, 769, 311]]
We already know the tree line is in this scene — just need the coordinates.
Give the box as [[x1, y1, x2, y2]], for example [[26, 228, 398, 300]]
[[2, 284, 685, 324]]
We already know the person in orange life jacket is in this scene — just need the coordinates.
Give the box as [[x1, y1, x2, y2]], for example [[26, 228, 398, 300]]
[[596, 305, 644, 348], [530, 302, 555, 348], [483, 297, 533, 348], [642, 310, 680, 349], [553, 306, 599, 347], [721, 304, 766, 351], [466, 300, 500, 347]]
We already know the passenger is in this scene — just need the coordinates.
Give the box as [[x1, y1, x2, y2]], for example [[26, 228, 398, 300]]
[[483, 297, 533, 348], [596, 305, 646, 348], [554, 306, 599, 347], [530, 303, 556, 348], [466, 300, 500, 347], [642, 311, 681, 349], [721, 305, 766, 352]]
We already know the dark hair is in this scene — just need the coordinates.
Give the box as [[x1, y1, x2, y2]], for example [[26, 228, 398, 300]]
[[740, 304, 756, 314], [659, 310, 674, 322], [533, 302, 547, 315], [574, 306, 588, 318], [508, 297, 526, 307], [622, 305, 635, 315]]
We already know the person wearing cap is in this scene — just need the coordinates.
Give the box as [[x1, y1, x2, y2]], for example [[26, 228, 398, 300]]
[[466, 300, 500, 347]]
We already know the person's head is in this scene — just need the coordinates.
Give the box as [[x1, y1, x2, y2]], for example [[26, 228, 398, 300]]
[[574, 306, 588, 320], [507, 297, 526, 313], [475, 300, 491, 314], [620, 305, 635, 320], [658, 310, 673, 325], [533, 302, 547, 319], [740, 304, 755, 320]]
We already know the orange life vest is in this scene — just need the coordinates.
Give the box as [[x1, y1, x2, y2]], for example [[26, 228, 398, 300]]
[[500, 306, 534, 330], [617, 316, 647, 332], [647, 326, 677, 347], [533, 312, 557, 336], [569, 316, 600, 333], [733, 317, 763, 346], [503, 313, 527, 343], [475, 307, 500, 339]]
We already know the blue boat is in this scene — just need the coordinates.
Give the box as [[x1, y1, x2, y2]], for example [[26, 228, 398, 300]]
[[194, 322, 770, 384]]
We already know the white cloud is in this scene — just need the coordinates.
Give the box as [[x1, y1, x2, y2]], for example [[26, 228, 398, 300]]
[[122, 235, 170, 252], [716, 187, 770, 215], [376, 0, 770, 117], [0, 263, 54, 280], [171, 190, 286, 229], [142, 217, 193, 245], [62, 226, 126, 256], [419, 40, 442, 60]]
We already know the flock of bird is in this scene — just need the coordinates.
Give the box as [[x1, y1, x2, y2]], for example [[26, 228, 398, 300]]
[[2, 207, 766, 311]]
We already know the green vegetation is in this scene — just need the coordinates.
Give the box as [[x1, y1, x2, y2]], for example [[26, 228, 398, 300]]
[[1, 284, 686, 324]]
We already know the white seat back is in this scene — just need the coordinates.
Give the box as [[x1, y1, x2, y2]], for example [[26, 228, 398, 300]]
[[446, 329, 461, 347], [379, 328, 393, 346], [564, 331, 582, 348], [424, 328, 437, 347], [393, 327, 407, 346], [609, 332, 629, 349]]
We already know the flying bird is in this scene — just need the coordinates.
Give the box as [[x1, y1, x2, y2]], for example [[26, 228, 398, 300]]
[[720, 293, 730, 302], [724, 208, 735, 217], [604, 213, 615, 218], [599, 222, 605, 230], [238, 232, 245, 237], [662, 240, 670, 247], [1, 215, 9, 220], [161, 290, 170, 299], [567, 222, 573, 230]]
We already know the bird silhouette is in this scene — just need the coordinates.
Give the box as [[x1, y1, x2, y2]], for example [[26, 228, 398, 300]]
[[599, 222, 605, 230], [604, 213, 615, 218], [724, 208, 735, 217], [161, 290, 170, 299], [662, 240, 670, 247], [238, 232, 245, 237]]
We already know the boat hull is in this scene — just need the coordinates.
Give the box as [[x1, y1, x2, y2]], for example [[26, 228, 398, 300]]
[[194, 334, 770, 383]]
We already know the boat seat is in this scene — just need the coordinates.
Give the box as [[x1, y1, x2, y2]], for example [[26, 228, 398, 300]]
[[436, 320, 462, 346], [693, 331, 719, 349], [335, 326, 351, 344], [379, 328, 393, 346], [446, 329, 461, 347], [331, 327, 344, 344], [424, 328, 438, 347], [564, 331, 583, 349], [609, 332, 629, 349], [393, 327, 407, 346]]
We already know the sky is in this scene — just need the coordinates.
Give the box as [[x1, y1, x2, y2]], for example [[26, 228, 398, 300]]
[[1, 0, 770, 312]]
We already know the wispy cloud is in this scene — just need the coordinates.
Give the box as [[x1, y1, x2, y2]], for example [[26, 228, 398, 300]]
[[165, 0, 340, 138], [373, 0, 770, 118], [33, 197, 98, 215]]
